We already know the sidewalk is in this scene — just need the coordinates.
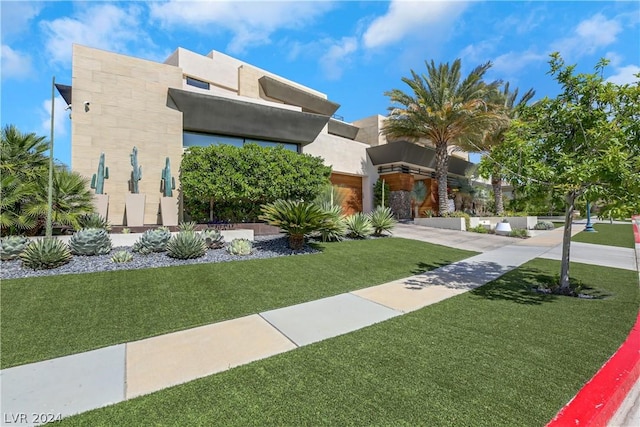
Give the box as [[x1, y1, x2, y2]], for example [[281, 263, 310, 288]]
[[1, 224, 638, 426]]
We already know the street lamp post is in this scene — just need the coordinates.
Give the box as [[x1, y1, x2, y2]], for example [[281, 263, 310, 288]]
[[45, 76, 55, 238], [584, 201, 596, 232]]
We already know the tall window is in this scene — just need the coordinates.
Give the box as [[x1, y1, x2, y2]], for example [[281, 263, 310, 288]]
[[183, 131, 299, 152]]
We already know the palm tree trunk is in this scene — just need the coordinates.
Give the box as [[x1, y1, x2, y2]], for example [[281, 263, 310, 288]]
[[559, 191, 576, 293], [435, 141, 449, 216], [491, 175, 504, 216]]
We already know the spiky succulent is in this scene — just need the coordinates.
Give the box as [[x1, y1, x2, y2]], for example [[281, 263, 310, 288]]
[[166, 232, 207, 259], [132, 228, 172, 253], [200, 229, 225, 249], [534, 220, 555, 230], [69, 228, 112, 255], [1, 236, 30, 261], [77, 213, 111, 231], [226, 238, 252, 256], [317, 205, 346, 242], [111, 250, 133, 263], [20, 238, 72, 270], [178, 221, 197, 232], [368, 206, 397, 236], [344, 212, 374, 239]]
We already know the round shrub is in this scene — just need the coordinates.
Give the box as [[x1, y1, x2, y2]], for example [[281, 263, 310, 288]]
[[69, 228, 112, 255], [1, 236, 30, 261]]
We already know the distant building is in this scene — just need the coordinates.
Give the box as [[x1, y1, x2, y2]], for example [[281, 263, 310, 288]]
[[58, 45, 475, 225]]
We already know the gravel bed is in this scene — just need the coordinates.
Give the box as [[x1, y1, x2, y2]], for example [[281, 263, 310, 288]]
[[1, 235, 319, 280]]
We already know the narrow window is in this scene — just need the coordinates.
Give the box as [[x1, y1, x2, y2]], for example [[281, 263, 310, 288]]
[[186, 76, 210, 90]]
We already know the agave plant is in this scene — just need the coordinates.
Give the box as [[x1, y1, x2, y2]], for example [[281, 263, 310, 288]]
[[0, 235, 30, 260], [69, 228, 112, 255], [200, 229, 224, 249], [178, 221, 197, 232], [259, 200, 331, 250], [166, 231, 207, 259], [344, 212, 374, 239], [132, 228, 172, 253], [226, 238, 252, 256], [77, 213, 111, 231], [317, 205, 347, 242], [368, 206, 397, 236], [20, 238, 72, 270], [111, 250, 133, 263]]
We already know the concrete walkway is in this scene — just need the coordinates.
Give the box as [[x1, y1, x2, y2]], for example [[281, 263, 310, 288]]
[[1, 224, 638, 426]]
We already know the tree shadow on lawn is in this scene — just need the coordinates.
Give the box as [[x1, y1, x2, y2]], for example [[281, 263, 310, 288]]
[[470, 267, 560, 305], [411, 261, 454, 275]]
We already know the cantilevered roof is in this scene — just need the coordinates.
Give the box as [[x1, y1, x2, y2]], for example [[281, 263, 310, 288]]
[[55, 84, 72, 105], [327, 118, 359, 140], [167, 88, 331, 145], [259, 76, 340, 116], [367, 141, 473, 177]]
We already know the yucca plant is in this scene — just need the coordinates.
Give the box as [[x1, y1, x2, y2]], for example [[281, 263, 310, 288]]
[[111, 250, 133, 263], [166, 232, 207, 259], [0, 235, 30, 260], [317, 205, 347, 242], [226, 238, 252, 256], [69, 228, 112, 255], [345, 212, 374, 239], [368, 206, 397, 236], [77, 213, 111, 231], [259, 200, 331, 250], [20, 238, 72, 270], [178, 221, 197, 232]]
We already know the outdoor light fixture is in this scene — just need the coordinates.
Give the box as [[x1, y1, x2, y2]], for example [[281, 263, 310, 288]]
[[84, 101, 90, 112]]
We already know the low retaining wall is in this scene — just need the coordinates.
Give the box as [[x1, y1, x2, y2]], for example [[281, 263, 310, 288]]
[[414, 217, 466, 231], [469, 216, 538, 230]]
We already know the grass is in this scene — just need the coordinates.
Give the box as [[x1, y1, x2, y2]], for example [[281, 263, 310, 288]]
[[1, 238, 475, 368], [60, 259, 639, 426], [572, 223, 635, 248]]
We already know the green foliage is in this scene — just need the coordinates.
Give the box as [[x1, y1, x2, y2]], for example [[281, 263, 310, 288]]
[[90, 153, 109, 195], [317, 205, 347, 242], [226, 238, 252, 256], [20, 238, 72, 270], [178, 221, 197, 232], [69, 228, 112, 256], [200, 229, 225, 249], [0, 236, 30, 260], [161, 157, 175, 197], [78, 213, 110, 231], [368, 206, 397, 236], [468, 225, 489, 234], [111, 250, 133, 263], [373, 179, 391, 208], [345, 212, 374, 239], [411, 181, 427, 204], [509, 229, 529, 238], [132, 228, 172, 253], [259, 200, 331, 250], [128, 147, 142, 194], [421, 209, 435, 218], [181, 144, 331, 222], [534, 221, 555, 230], [121, 228, 131, 234], [166, 232, 207, 259]]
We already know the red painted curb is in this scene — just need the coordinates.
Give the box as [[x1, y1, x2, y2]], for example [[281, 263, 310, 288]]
[[547, 217, 640, 427]]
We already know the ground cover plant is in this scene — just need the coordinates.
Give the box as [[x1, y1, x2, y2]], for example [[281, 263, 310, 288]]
[[1, 238, 475, 368], [59, 259, 638, 426], [571, 223, 634, 249]]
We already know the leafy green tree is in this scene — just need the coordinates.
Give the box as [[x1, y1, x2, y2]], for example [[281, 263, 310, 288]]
[[382, 59, 503, 215], [492, 54, 640, 292], [477, 83, 535, 215], [180, 144, 332, 222]]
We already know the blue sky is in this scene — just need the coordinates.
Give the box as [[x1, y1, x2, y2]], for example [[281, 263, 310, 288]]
[[1, 0, 639, 167]]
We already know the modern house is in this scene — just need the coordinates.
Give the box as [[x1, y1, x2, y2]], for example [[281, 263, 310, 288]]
[[58, 45, 475, 225]]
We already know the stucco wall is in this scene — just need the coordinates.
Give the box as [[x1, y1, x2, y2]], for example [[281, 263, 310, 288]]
[[71, 44, 184, 225]]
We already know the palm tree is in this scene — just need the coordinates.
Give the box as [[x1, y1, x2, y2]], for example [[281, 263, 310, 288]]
[[479, 83, 535, 215], [383, 59, 502, 216], [1, 124, 49, 181]]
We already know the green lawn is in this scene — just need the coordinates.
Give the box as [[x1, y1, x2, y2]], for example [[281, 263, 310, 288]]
[[572, 223, 635, 248], [1, 238, 475, 368], [60, 259, 639, 426]]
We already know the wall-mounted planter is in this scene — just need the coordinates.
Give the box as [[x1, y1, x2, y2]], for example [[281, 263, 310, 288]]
[[125, 193, 146, 227], [93, 194, 109, 220], [160, 197, 178, 226]]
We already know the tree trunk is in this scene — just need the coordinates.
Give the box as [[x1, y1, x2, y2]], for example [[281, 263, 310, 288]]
[[435, 141, 449, 216], [559, 192, 576, 293], [289, 234, 304, 250], [492, 174, 504, 216]]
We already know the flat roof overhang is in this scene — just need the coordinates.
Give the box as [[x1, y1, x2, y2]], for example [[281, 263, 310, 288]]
[[367, 140, 474, 177], [328, 118, 359, 140], [167, 88, 330, 145], [55, 84, 72, 105], [259, 76, 340, 116]]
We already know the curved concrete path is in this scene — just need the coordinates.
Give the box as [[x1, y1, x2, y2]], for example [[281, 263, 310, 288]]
[[1, 223, 638, 426]]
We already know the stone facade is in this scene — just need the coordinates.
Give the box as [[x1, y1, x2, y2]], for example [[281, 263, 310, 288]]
[[389, 191, 412, 220]]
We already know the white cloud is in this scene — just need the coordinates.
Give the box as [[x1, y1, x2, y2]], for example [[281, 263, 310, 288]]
[[492, 50, 547, 76], [362, 0, 468, 49], [458, 38, 499, 65], [552, 13, 622, 59], [320, 37, 358, 80], [40, 4, 146, 65], [149, 0, 334, 54], [1, 44, 34, 80], [1, 1, 43, 39], [607, 64, 640, 85], [41, 96, 69, 139]]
